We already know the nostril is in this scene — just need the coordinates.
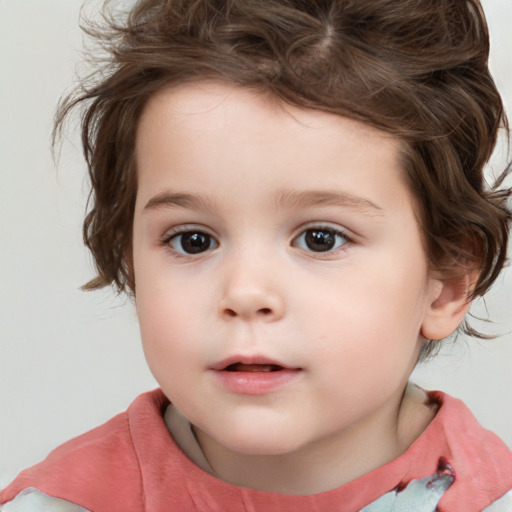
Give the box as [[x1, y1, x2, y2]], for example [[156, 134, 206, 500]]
[[220, 304, 277, 319]]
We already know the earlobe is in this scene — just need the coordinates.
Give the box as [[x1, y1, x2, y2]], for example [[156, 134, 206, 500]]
[[420, 272, 477, 341]]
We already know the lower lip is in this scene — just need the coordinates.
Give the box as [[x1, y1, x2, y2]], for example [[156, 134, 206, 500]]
[[212, 369, 301, 395]]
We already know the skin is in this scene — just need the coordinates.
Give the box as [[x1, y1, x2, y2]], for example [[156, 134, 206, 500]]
[[132, 82, 470, 495]]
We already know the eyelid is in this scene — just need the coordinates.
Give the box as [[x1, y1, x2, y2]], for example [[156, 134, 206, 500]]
[[292, 222, 353, 240], [291, 222, 354, 255], [160, 224, 220, 256], [160, 224, 217, 242]]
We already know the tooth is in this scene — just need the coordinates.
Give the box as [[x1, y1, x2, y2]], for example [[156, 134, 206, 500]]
[[232, 364, 278, 372]]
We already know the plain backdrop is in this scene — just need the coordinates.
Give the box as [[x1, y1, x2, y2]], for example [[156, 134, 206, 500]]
[[1, 0, 511, 488]]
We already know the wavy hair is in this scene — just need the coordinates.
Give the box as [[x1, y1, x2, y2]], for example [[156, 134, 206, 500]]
[[55, 0, 511, 354]]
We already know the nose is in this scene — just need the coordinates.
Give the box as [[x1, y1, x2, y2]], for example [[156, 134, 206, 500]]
[[217, 258, 285, 322]]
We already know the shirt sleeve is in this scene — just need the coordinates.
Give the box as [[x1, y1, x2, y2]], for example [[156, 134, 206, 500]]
[[0, 488, 90, 512]]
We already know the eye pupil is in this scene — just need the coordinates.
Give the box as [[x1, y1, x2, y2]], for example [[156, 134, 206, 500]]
[[181, 232, 211, 254], [305, 230, 336, 252]]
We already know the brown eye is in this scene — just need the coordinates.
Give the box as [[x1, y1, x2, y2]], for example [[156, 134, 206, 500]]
[[294, 228, 348, 253], [169, 231, 218, 254]]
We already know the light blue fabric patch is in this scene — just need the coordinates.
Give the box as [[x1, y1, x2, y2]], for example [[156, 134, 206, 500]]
[[481, 489, 512, 512], [0, 488, 90, 512], [360, 466, 454, 512]]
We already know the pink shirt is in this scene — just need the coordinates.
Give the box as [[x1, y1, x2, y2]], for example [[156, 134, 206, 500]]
[[2, 389, 512, 511]]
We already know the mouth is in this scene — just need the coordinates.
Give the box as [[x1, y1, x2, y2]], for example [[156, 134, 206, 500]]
[[224, 363, 285, 372], [210, 356, 302, 395], [211, 356, 300, 372]]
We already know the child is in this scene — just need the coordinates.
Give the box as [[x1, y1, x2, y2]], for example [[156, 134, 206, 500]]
[[2, 0, 511, 510]]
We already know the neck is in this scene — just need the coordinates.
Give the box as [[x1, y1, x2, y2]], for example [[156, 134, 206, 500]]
[[192, 383, 437, 495]]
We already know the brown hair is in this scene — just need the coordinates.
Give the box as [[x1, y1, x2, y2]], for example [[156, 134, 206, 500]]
[[55, 0, 511, 350]]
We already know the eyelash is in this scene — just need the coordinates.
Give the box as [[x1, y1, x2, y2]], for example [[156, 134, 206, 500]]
[[291, 225, 352, 256], [160, 226, 219, 257], [159, 224, 353, 257]]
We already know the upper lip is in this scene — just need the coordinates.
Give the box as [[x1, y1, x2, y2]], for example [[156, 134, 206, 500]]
[[210, 355, 299, 371]]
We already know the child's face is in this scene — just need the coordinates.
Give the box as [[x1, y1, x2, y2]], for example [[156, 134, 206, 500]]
[[132, 82, 439, 457]]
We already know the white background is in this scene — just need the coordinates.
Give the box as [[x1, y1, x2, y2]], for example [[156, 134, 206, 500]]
[[1, 0, 511, 488]]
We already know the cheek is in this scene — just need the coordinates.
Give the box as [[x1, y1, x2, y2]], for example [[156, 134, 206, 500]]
[[135, 275, 192, 368], [301, 261, 428, 368], [137, 305, 200, 401], [134, 263, 222, 381], [305, 286, 422, 413], [136, 257, 195, 323]]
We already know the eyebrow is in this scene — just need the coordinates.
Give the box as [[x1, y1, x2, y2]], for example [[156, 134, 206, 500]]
[[143, 192, 218, 213], [143, 189, 383, 215], [275, 189, 383, 214]]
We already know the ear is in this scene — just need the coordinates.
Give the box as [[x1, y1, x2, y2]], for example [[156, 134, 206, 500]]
[[421, 272, 477, 341]]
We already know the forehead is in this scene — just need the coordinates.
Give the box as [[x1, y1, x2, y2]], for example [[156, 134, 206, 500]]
[[134, 81, 409, 214], [136, 81, 397, 147]]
